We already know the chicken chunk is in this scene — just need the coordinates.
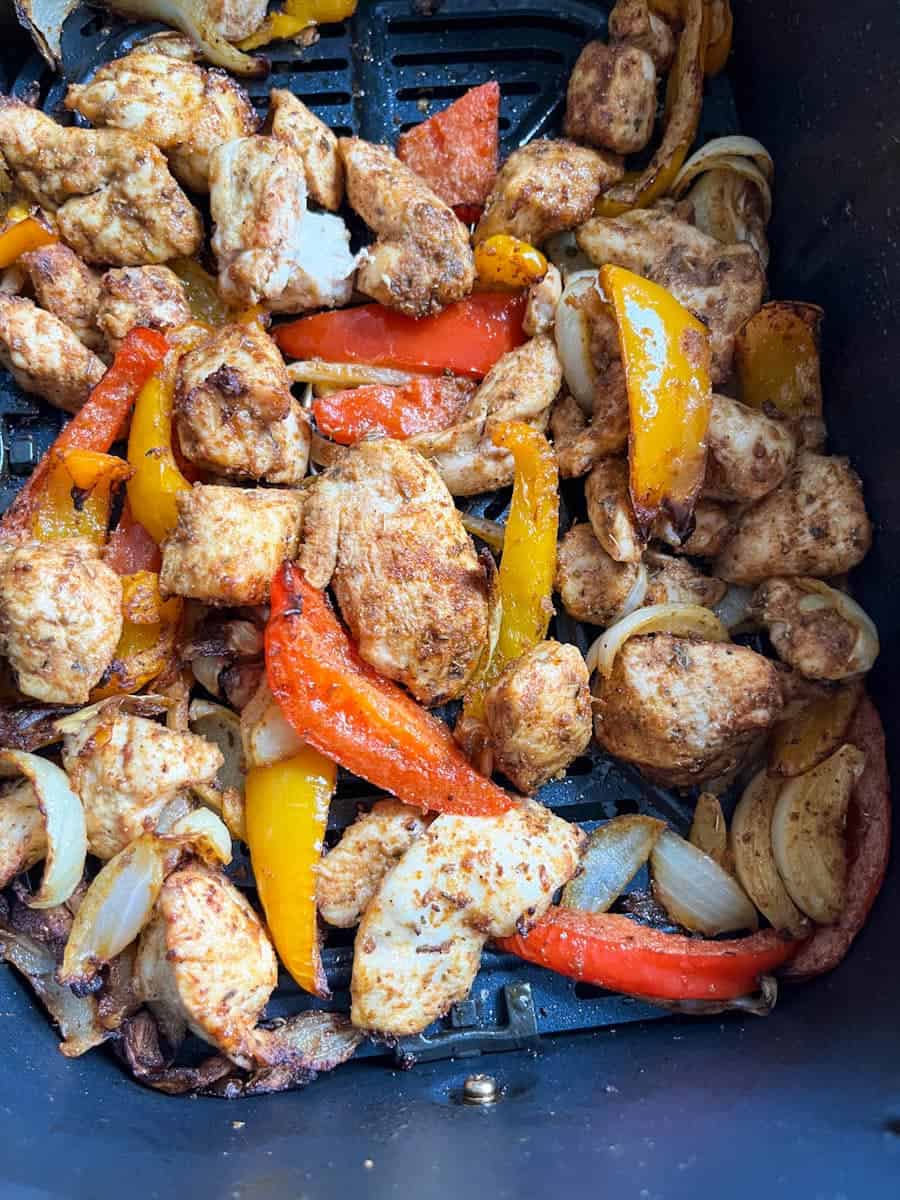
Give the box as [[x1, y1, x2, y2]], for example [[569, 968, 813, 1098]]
[[161, 484, 304, 606], [0, 99, 202, 265], [609, 0, 677, 71], [715, 454, 872, 584], [266, 88, 343, 211], [577, 209, 765, 382], [655, 499, 735, 559], [63, 708, 224, 859], [550, 390, 628, 479], [565, 41, 657, 155], [409, 334, 562, 495], [523, 262, 563, 337], [484, 641, 592, 794], [20, 243, 103, 352], [65, 38, 258, 193], [643, 553, 727, 609], [0, 538, 122, 705], [96, 266, 192, 353], [704, 394, 796, 502], [475, 139, 623, 246], [0, 295, 106, 412], [175, 322, 309, 484], [351, 802, 584, 1035], [339, 137, 475, 317], [205, 0, 269, 39], [134, 863, 277, 1067], [300, 440, 490, 705], [555, 522, 643, 626], [0, 782, 45, 890], [594, 634, 784, 786], [585, 457, 643, 563], [750, 578, 878, 681], [317, 800, 433, 928]]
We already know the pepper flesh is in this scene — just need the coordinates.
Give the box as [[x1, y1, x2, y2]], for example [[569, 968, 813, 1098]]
[[239, 0, 357, 49], [734, 301, 824, 420], [474, 235, 549, 291], [312, 377, 474, 445], [92, 572, 182, 699], [169, 258, 229, 327], [126, 368, 192, 545], [704, 0, 733, 75], [601, 264, 711, 540], [265, 563, 515, 816], [0, 216, 57, 269], [245, 749, 335, 997], [31, 450, 131, 545], [104, 503, 162, 575]]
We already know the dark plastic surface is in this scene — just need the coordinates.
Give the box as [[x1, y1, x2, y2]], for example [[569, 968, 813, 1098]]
[[1, 1, 899, 1196]]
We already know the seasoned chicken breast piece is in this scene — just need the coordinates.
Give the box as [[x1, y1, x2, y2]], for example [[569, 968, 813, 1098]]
[[300, 440, 490, 705], [317, 800, 433, 928], [339, 137, 475, 317], [609, 0, 677, 71], [65, 37, 258, 193], [550, 390, 629, 479], [0, 295, 106, 412], [565, 41, 657, 155], [577, 209, 765, 382], [161, 484, 304, 606], [585, 457, 643, 563], [175, 322, 310, 484], [63, 708, 224, 859], [0, 782, 46, 890], [643, 553, 727, 609], [523, 263, 562, 337], [555, 522, 643, 626], [351, 802, 584, 1035], [0, 99, 203, 265], [20, 242, 103, 352], [96, 266, 192, 353], [715, 453, 872, 583], [475, 139, 623, 246], [266, 88, 343, 211], [0, 538, 122, 704], [704, 394, 796, 502], [205, 0, 269, 40], [654, 498, 735, 559], [484, 641, 593, 794], [750, 578, 878, 681]]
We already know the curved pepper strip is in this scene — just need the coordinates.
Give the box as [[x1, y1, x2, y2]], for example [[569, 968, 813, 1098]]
[[265, 563, 515, 816], [0, 216, 57, 268], [126, 367, 192, 545], [239, 0, 357, 50], [92, 571, 182, 700], [474, 235, 548, 291], [312, 377, 474, 445], [245, 749, 336, 997], [498, 909, 800, 1001], [31, 449, 131, 545], [704, 0, 733, 75]]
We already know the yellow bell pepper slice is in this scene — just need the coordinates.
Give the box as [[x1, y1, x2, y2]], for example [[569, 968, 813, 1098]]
[[239, 0, 357, 49], [704, 0, 733, 76], [245, 748, 336, 997], [734, 301, 824, 421], [126, 369, 191, 545], [169, 258, 230, 327], [31, 449, 131, 544], [474, 235, 548, 291], [92, 572, 183, 700], [601, 264, 711, 540], [0, 216, 57, 269]]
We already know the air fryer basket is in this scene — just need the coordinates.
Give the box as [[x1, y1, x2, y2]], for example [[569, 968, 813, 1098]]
[[1, 2, 898, 1197]]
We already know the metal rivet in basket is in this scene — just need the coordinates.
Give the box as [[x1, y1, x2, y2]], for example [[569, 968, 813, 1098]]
[[462, 1073, 499, 1106]]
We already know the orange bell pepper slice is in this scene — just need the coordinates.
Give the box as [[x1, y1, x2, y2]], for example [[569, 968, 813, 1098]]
[[734, 301, 824, 420], [0, 216, 57, 269], [312, 376, 474, 445], [92, 571, 182, 699], [265, 563, 515, 816], [104, 502, 162, 575], [31, 449, 131, 545], [396, 81, 500, 208], [474, 235, 549, 292], [601, 264, 711, 540], [239, 0, 356, 50]]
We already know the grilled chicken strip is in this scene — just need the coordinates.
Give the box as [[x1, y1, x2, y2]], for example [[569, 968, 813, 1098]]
[[20, 243, 103, 352], [564, 40, 657, 155], [608, 0, 677, 71], [704, 394, 796, 503], [0, 782, 47, 891], [577, 209, 765, 383], [0, 295, 106, 412], [300, 440, 491, 705], [593, 634, 784, 786], [96, 266, 192, 353], [175, 322, 310, 484], [555, 522, 643, 626], [317, 800, 433, 929], [0, 538, 122, 704], [585, 456, 643, 564], [549, 391, 629, 479], [65, 36, 258, 193], [339, 137, 475, 317], [643, 553, 727, 609], [266, 88, 343, 211], [0, 98, 202, 265], [351, 802, 584, 1035]]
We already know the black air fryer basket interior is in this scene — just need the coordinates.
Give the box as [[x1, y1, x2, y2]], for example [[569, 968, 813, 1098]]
[[1, 2, 898, 1197]]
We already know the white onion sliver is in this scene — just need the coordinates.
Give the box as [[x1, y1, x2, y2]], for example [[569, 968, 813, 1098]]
[[189, 700, 246, 796], [286, 360, 418, 388], [713, 583, 756, 631], [241, 681, 306, 770], [554, 269, 602, 413], [672, 135, 774, 195], [612, 563, 649, 623], [562, 815, 664, 913], [651, 829, 758, 936], [168, 808, 233, 865], [586, 603, 729, 678]]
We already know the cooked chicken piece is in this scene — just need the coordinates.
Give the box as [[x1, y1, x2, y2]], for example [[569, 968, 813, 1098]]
[[63, 708, 223, 859], [20, 243, 103, 352], [676, 171, 770, 269], [484, 641, 592, 794], [523, 263, 563, 337], [300, 440, 490, 705], [0, 99, 203, 265], [555, 522, 643, 626], [266, 88, 343, 211], [339, 137, 474, 317], [317, 800, 433, 929], [704, 394, 796, 503], [751, 578, 877, 681], [655, 498, 735, 559], [175, 322, 309, 484], [550, 391, 628, 479], [585, 457, 643, 563], [0, 295, 106, 412], [65, 38, 258, 193], [594, 634, 784, 786], [210, 136, 356, 312], [564, 41, 657, 155], [475, 139, 623, 246], [715, 453, 872, 584], [351, 802, 584, 1035], [134, 863, 277, 1067], [205, 0, 269, 39], [609, 0, 677, 71], [161, 484, 304, 606], [96, 266, 192, 353], [409, 334, 562, 496], [0, 538, 122, 705], [0, 782, 45, 890], [577, 209, 765, 383], [643, 553, 727, 609]]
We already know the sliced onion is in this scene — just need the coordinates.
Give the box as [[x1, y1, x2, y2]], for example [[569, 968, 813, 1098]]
[[731, 769, 809, 937], [53, 695, 169, 739], [554, 269, 602, 413], [460, 512, 505, 552], [0, 750, 86, 911], [167, 808, 232, 866], [769, 681, 863, 778], [586, 603, 729, 678], [240, 680, 306, 770], [562, 815, 664, 913], [189, 700, 245, 795], [689, 792, 730, 870], [612, 562, 649, 623], [651, 829, 759, 935], [713, 583, 757, 631], [794, 579, 879, 677], [672, 136, 774, 193], [544, 231, 594, 279], [286, 360, 419, 388]]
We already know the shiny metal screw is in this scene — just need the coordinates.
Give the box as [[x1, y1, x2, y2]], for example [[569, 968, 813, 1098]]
[[462, 1073, 499, 1106]]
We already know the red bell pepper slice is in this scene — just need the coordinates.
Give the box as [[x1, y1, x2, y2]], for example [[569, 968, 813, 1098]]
[[265, 563, 515, 817], [397, 81, 500, 208], [312, 377, 475, 445], [498, 909, 800, 1001], [273, 293, 526, 380], [104, 502, 163, 575]]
